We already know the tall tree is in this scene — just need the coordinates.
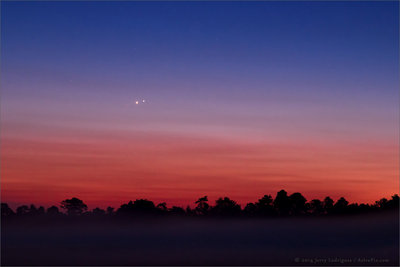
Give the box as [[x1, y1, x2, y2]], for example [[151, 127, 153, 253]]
[[333, 197, 349, 214], [1, 203, 15, 217], [289, 192, 307, 215], [60, 198, 88, 216], [323, 196, 334, 213], [195, 196, 209, 216], [255, 195, 275, 216], [274, 190, 291, 216], [212, 197, 241, 216], [309, 199, 324, 215]]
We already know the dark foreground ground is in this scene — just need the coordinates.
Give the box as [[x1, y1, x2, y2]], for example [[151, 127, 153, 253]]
[[2, 211, 398, 266]]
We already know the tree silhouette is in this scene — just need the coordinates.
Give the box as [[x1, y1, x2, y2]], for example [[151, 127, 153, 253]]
[[1, 203, 15, 217], [157, 202, 168, 212], [106, 207, 115, 216], [170, 206, 186, 216], [27, 205, 45, 216], [185, 205, 195, 216], [243, 202, 257, 216], [333, 197, 349, 214], [92, 207, 106, 216], [387, 194, 400, 209], [60, 197, 88, 216], [357, 203, 371, 213], [323, 196, 334, 213], [374, 195, 399, 210], [132, 199, 156, 212], [211, 197, 241, 216], [117, 199, 156, 215], [47, 206, 60, 216], [195, 196, 209, 216], [256, 195, 275, 216], [274, 190, 291, 216], [375, 198, 388, 209], [16, 205, 29, 216], [309, 199, 324, 215], [37, 206, 45, 215], [29, 205, 38, 215], [1, 191, 398, 220], [289, 192, 307, 215], [117, 201, 134, 215]]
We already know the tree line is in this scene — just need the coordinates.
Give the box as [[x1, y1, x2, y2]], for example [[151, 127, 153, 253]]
[[1, 190, 398, 218]]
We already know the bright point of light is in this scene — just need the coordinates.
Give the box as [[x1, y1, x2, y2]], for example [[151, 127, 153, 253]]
[[135, 101, 139, 104], [142, 99, 146, 103]]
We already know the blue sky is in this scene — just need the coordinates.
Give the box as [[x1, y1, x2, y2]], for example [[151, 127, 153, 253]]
[[1, 1, 399, 207]]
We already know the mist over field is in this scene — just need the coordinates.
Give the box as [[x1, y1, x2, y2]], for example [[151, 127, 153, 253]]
[[2, 211, 398, 266]]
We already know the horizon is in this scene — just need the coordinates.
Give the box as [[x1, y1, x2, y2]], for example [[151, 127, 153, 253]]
[[3, 191, 398, 211], [1, 1, 399, 209]]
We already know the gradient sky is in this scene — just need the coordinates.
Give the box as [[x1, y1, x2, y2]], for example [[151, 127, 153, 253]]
[[1, 1, 399, 209]]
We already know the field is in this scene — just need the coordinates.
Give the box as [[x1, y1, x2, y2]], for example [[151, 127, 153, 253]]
[[2, 211, 398, 266]]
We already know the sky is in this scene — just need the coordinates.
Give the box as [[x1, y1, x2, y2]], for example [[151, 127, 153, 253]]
[[1, 1, 399, 209]]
